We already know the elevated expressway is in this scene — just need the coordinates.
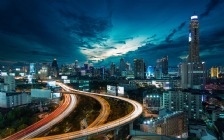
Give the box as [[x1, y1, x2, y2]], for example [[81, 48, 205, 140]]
[[4, 94, 77, 140], [30, 82, 143, 140], [4, 82, 110, 140]]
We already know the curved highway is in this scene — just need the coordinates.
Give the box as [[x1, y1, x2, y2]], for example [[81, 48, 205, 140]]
[[29, 82, 143, 140], [3, 94, 77, 140]]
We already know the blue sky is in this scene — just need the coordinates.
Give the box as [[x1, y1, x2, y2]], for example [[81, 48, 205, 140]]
[[0, 0, 224, 67]]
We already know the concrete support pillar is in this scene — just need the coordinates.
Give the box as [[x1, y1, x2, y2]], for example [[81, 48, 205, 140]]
[[113, 128, 119, 140]]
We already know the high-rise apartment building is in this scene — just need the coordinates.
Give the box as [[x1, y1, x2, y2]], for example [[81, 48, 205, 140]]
[[134, 58, 145, 79], [162, 90, 203, 119]]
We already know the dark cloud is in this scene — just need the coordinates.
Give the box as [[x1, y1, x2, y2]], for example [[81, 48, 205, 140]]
[[0, 0, 113, 64], [165, 29, 177, 43], [165, 22, 186, 42], [113, 41, 126, 44], [107, 46, 117, 49], [0, 0, 223, 67], [200, 0, 224, 19], [148, 34, 157, 39]]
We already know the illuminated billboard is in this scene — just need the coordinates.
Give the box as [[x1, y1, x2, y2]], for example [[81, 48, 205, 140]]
[[118, 87, 124, 95], [107, 85, 124, 95], [9, 73, 15, 76], [107, 85, 116, 95], [31, 89, 51, 98], [1, 72, 8, 76], [61, 76, 68, 80], [64, 80, 70, 84], [19, 73, 25, 76]]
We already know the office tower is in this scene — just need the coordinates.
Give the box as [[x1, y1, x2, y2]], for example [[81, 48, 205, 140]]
[[89, 63, 94, 77], [74, 60, 79, 68], [110, 63, 116, 76], [181, 15, 206, 89], [84, 61, 88, 70], [30, 63, 35, 74], [146, 66, 155, 79], [157, 56, 168, 76], [100, 66, 105, 80], [211, 67, 219, 78], [133, 58, 145, 79], [119, 58, 126, 72], [51, 58, 59, 78], [37, 63, 50, 80], [126, 62, 131, 71]]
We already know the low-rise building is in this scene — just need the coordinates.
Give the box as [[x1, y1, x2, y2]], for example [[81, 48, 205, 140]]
[[0, 92, 31, 108], [140, 110, 187, 138]]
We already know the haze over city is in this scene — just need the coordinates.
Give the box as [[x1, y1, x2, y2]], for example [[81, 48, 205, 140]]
[[0, 0, 224, 67]]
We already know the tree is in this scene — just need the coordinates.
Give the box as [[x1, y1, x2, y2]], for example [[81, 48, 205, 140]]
[[1, 128, 15, 138], [0, 113, 5, 128], [17, 124, 28, 131], [6, 111, 15, 122]]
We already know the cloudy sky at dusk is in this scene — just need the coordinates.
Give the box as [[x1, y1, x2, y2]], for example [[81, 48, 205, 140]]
[[0, 0, 224, 67]]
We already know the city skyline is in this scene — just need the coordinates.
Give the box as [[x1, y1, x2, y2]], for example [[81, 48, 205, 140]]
[[0, 0, 224, 67]]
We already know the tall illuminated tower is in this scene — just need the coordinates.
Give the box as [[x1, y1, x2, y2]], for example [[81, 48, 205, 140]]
[[188, 15, 200, 62], [181, 15, 206, 90]]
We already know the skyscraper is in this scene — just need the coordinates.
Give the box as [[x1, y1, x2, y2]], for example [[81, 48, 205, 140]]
[[74, 60, 79, 68], [84, 61, 88, 70], [30, 63, 35, 74], [156, 56, 168, 76], [133, 58, 145, 79], [110, 63, 116, 76], [119, 58, 126, 72], [126, 62, 131, 71], [51, 58, 59, 78], [188, 15, 200, 63], [181, 15, 206, 89]]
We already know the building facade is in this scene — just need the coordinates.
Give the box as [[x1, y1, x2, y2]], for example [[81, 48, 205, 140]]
[[0, 92, 31, 108], [134, 58, 145, 79], [162, 90, 203, 119], [181, 15, 206, 90]]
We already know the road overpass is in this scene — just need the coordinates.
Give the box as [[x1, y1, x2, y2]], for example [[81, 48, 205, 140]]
[[30, 82, 143, 140], [4, 81, 111, 140], [3, 94, 77, 140]]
